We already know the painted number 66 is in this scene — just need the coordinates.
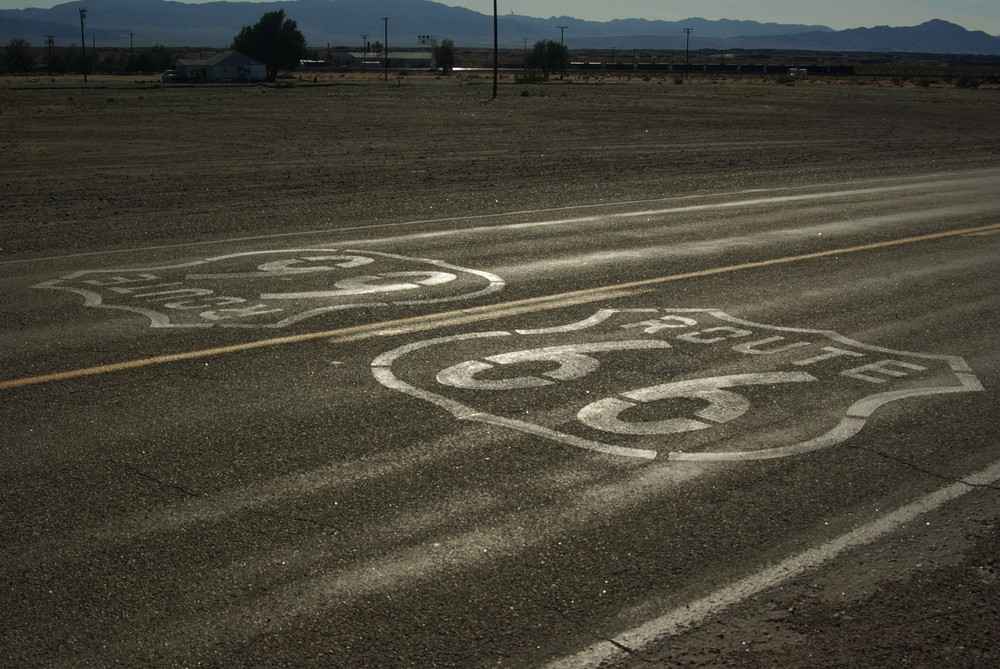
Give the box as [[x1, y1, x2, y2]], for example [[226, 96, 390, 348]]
[[436, 342, 816, 436]]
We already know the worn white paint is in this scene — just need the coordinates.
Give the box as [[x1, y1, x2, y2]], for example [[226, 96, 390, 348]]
[[577, 372, 816, 435], [373, 308, 983, 461], [436, 341, 673, 390], [34, 250, 503, 328], [188, 255, 375, 279], [373, 330, 662, 460], [261, 271, 458, 300]]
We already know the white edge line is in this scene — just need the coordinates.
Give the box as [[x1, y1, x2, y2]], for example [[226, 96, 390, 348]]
[[546, 457, 1000, 669]]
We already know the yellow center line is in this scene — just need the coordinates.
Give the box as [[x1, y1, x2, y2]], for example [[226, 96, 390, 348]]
[[3, 222, 998, 391]]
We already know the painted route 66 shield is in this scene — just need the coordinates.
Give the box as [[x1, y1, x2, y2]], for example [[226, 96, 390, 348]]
[[373, 308, 982, 461], [34, 249, 503, 328]]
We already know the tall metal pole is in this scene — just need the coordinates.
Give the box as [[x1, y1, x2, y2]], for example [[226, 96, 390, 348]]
[[382, 17, 389, 81], [78, 8, 87, 83], [557, 26, 567, 80], [492, 0, 498, 100], [46, 35, 54, 74], [360, 34, 368, 73], [683, 27, 693, 67]]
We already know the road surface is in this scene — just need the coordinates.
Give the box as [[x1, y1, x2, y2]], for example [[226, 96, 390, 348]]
[[3, 166, 999, 666]]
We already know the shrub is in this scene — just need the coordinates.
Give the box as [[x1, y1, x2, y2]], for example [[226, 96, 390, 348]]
[[954, 72, 982, 89], [515, 69, 545, 84]]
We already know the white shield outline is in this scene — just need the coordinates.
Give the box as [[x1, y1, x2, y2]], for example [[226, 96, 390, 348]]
[[372, 308, 983, 461], [34, 249, 505, 328]]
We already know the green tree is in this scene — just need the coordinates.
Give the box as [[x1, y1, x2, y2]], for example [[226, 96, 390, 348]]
[[525, 40, 568, 78], [98, 51, 129, 74], [954, 71, 982, 89], [56, 44, 97, 76], [4, 38, 35, 74], [49, 44, 76, 74], [432, 39, 455, 73], [127, 45, 174, 73], [231, 9, 307, 81]]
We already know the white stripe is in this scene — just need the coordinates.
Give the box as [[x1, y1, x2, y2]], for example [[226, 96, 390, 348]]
[[546, 458, 1000, 668]]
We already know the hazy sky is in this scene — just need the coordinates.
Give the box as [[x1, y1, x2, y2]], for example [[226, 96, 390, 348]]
[[1, 1, 998, 34]]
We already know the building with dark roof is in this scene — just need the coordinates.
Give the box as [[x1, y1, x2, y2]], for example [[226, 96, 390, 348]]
[[175, 51, 267, 83]]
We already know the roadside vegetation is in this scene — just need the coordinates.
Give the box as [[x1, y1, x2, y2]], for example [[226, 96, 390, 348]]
[[231, 9, 307, 81], [2, 38, 997, 90]]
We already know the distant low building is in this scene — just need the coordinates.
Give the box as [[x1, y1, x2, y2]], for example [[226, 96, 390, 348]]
[[342, 50, 434, 69], [174, 50, 267, 83]]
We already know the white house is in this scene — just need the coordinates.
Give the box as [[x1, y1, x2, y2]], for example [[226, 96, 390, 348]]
[[175, 50, 268, 83]]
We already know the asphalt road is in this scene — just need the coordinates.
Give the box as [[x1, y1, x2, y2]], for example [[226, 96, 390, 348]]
[[2, 168, 1000, 667]]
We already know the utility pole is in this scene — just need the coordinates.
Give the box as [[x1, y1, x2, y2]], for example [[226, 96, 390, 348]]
[[492, 0, 498, 100], [557, 26, 568, 80], [382, 17, 389, 81], [45, 36, 55, 74], [78, 8, 87, 83], [360, 34, 368, 73], [683, 27, 693, 68], [129, 32, 134, 54]]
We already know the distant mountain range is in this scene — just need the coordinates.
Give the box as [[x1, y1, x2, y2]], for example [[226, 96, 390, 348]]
[[2, 0, 999, 55]]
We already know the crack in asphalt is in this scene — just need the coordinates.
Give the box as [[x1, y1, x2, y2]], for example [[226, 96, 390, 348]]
[[244, 508, 343, 533], [106, 458, 203, 498], [845, 444, 1000, 492], [543, 604, 654, 663]]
